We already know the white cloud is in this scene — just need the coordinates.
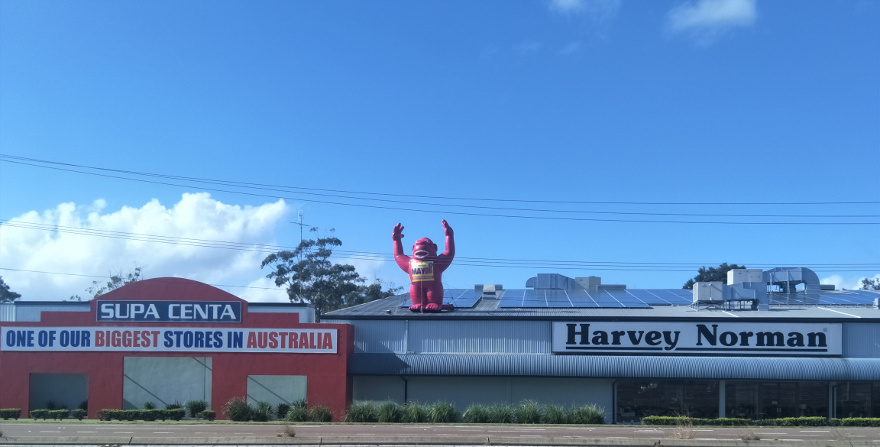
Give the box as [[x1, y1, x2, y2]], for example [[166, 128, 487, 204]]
[[0, 193, 289, 301], [820, 273, 880, 291], [550, 0, 621, 21], [515, 41, 542, 56], [667, 0, 757, 45], [236, 276, 290, 303]]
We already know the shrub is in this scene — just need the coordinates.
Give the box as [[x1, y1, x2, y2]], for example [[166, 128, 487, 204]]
[[834, 417, 880, 427], [276, 403, 290, 420], [515, 400, 542, 424], [377, 401, 402, 423], [145, 409, 169, 421], [223, 397, 252, 422], [49, 409, 70, 420], [462, 404, 489, 423], [165, 402, 182, 410], [486, 404, 515, 423], [165, 408, 185, 421], [568, 404, 605, 425], [286, 406, 309, 422], [292, 398, 307, 410], [346, 401, 378, 423], [286, 399, 309, 422], [186, 400, 208, 418], [429, 402, 458, 423], [78, 400, 88, 411], [542, 404, 568, 424], [754, 417, 826, 427], [400, 402, 430, 423], [252, 401, 273, 422], [121, 409, 140, 421], [143, 401, 157, 410], [643, 416, 706, 426], [98, 409, 122, 421], [714, 418, 751, 426], [309, 405, 333, 422], [46, 400, 57, 411], [71, 409, 87, 420], [0, 408, 21, 420], [197, 410, 216, 421], [30, 409, 50, 420]]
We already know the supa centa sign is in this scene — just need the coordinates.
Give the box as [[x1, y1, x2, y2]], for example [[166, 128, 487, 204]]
[[97, 300, 241, 323], [552, 322, 842, 356]]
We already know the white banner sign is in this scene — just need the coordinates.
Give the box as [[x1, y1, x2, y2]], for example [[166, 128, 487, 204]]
[[552, 322, 841, 356], [1, 327, 337, 354]]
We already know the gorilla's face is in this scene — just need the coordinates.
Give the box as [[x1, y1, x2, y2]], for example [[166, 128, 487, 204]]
[[412, 238, 438, 260]]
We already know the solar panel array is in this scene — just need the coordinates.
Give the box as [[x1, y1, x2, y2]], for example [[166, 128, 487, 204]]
[[769, 289, 879, 306], [399, 288, 482, 309], [498, 288, 694, 308], [495, 287, 879, 308], [394, 280, 879, 310]]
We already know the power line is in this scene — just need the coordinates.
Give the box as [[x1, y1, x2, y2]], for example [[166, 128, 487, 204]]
[[2, 154, 878, 225], [0, 267, 280, 291], [3, 220, 878, 272]]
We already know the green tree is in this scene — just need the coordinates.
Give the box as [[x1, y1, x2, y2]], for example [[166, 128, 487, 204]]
[[0, 276, 22, 302], [861, 277, 880, 291], [262, 228, 394, 320], [683, 263, 746, 289], [351, 279, 402, 307], [70, 266, 143, 301]]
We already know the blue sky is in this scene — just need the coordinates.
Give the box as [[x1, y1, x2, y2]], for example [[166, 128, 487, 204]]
[[1, 0, 878, 301]]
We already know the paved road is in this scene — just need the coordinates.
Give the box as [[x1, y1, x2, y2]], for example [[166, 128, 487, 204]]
[[1, 421, 879, 446]]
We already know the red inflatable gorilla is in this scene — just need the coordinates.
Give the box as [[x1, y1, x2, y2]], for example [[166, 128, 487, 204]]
[[393, 220, 455, 312]]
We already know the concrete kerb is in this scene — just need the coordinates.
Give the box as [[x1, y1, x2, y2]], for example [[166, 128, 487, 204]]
[[1, 437, 879, 447]]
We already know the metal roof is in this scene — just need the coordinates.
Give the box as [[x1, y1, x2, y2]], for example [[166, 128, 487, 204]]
[[349, 353, 880, 381], [322, 291, 880, 321]]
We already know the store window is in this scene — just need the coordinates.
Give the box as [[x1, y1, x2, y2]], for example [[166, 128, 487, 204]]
[[29, 373, 88, 412], [836, 382, 879, 418], [616, 380, 718, 422], [726, 381, 828, 419]]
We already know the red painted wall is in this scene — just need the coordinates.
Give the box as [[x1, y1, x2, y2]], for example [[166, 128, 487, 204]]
[[0, 278, 353, 420]]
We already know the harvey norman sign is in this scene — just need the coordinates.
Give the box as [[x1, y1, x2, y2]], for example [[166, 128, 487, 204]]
[[552, 322, 842, 356]]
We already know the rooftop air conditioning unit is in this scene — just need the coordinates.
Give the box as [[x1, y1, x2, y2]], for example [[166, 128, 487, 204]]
[[693, 281, 724, 305], [728, 269, 763, 285]]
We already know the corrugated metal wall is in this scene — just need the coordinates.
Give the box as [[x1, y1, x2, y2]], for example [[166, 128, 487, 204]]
[[843, 323, 880, 358], [352, 320, 408, 353], [0, 303, 14, 322], [409, 320, 550, 354], [352, 320, 551, 354]]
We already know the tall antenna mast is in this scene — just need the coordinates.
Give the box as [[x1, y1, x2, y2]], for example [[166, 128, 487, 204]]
[[298, 210, 304, 247]]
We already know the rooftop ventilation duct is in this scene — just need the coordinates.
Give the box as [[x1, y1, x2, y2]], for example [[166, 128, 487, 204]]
[[526, 273, 578, 290], [475, 284, 503, 299], [763, 267, 820, 291]]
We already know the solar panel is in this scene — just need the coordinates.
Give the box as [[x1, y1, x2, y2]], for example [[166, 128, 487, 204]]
[[546, 289, 570, 304], [399, 288, 482, 309], [447, 289, 481, 308], [624, 289, 665, 304], [568, 289, 597, 307], [604, 289, 651, 308], [641, 289, 692, 306], [818, 290, 879, 306]]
